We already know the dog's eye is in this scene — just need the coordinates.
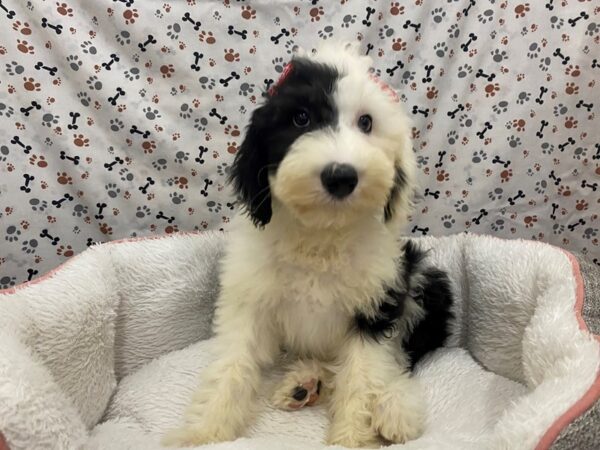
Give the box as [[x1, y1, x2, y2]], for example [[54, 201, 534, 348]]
[[357, 114, 372, 134], [293, 110, 310, 128]]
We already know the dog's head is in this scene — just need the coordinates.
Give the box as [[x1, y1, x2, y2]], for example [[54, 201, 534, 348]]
[[229, 42, 415, 230]]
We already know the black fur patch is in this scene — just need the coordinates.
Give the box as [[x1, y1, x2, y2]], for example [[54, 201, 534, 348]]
[[228, 58, 340, 226], [354, 241, 455, 368], [383, 166, 407, 222]]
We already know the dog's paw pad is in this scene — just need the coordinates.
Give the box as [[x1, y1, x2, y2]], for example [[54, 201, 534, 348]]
[[275, 378, 321, 410]]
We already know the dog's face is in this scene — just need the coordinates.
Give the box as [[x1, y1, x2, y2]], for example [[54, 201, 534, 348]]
[[229, 43, 415, 229]]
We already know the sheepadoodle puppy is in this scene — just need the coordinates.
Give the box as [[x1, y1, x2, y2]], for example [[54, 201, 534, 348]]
[[164, 42, 454, 448]]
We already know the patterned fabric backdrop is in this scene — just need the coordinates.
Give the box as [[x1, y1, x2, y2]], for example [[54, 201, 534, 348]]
[[0, 0, 599, 286]]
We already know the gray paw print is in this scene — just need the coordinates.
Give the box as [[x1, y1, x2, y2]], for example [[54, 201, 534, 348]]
[[583, 228, 598, 240], [116, 30, 131, 45], [447, 130, 458, 145], [431, 8, 446, 24], [170, 192, 186, 205], [152, 158, 168, 171], [400, 70, 415, 85], [216, 163, 230, 176], [136, 205, 151, 218], [180, 103, 192, 119], [5, 61, 25, 75], [318, 25, 334, 40], [143, 107, 161, 120], [472, 150, 487, 163], [21, 239, 38, 254], [492, 100, 509, 114], [0, 276, 16, 289], [516, 91, 531, 105], [550, 16, 564, 30], [539, 57, 551, 72], [41, 112, 59, 127], [573, 147, 587, 160], [490, 49, 507, 63], [5, 225, 21, 242], [174, 150, 189, 163], [105, 183, 120, 198], [272, 57, 286, 73], [341, 14, 356, 28], [507, 135, 521, 148], [239, 82, 255, 96], [553, 223, 565, 235], [77, 91, 91, 107], [207, 201, 222, 213], [491, 219, 505, 231], [454, 200, 469, 213], [416, 155, 429, 168], [80, 40, 97, 55], [110, 118, 124, 131], [199, 76, 216, 90], [433, 42, 448, 58], [553, 103, 568, 116], [585, 22, 599, 37], [441, 214, 455, 229], [378, 25, 394, 39], [527, 42, 540, 59], [29, 198, 48, 211], [534, 180, 547, 194], [447, 23, 460, 39], [72, 204, 88, 217], [87, 76, 103, 91], [477, 9, 494, 24], [119, 167, 134, 181], [488, 187, 504, 200], [459, 114, 473, 128], [457, 64, 472, 78], [194, 117, 208, 131], [541, 142, 555, 154], [124, 67, 140, 81], [66, 55, 82, 71], [167, 23, 181, 40], [284, 39, 298, 55], [0, 102, 15, 118]]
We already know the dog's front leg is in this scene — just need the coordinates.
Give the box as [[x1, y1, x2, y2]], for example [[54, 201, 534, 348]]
[[163, 302, 278, 447], [327, 336, 424, 448]]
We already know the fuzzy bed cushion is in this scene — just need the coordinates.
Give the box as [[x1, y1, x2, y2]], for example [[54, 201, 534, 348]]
[[0, 232, 598, 450]]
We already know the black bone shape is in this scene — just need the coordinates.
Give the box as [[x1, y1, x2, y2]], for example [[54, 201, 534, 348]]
[[209, 108, 227, 124], [575, 99, 593, 112], [95, 202, 107, 219], [567, 11, 589, 27], [567, 218, 585, 232], [270, 28, 290, 44], [492, 155, 511, 168], [422, 64, 434, 83], [108, 87, 125, 106], [362, 6, 375, 26], [182, 12, 201, 31], [550, 203, 559, 220], [581, 180, 598, 191], [592, 59, 599, 69], [385, 60, 404, 76], [41, 17, 63, 34], [545, 0, 554, 11], [0, 0, 16, 19], [114, 0, 135, 7], [508, 190, 525, 206], [549, 170, 561, 186], [200, 178, 213, 197], [191, 51, 204, 71], [60, 150, 80, 165], [34, 61, 58, 76], [462, 0, 476, 17], [67, 111, 81, 130], [558, 137, 575, 152], [20, 174, 34, 193], [40, 229, 60, 245], [476, 69, 496, 82], [20, 101, 41, 117], [424, 188, 440, 199], [461, 33, 477, 52], [11, 135, 32, 154], [553, 48, 570, 65], [138, 34, 157, 52], [476, 121, 492, 139], [227, 25, 248, 40], [104, 156, 124, 171], [447, 104, 465, 119], [535, 86, 548, 104], [27, 268, 39, 281], [195, 145, 208, 164], [402, 20, 421, 32], [365, 43, 374, 56], [129, 125, 151, 138], [219, 71, 240, 87], [86, 237, 95, 247], [434, 150, 446, 168], [51, 193, 74, 208], [472, 208, 488, 225], [156, 211, 175, 223], [101, 53, 120, 70], [262, 78, 274, 97], [593, 143, 600, 160], [411, 105, 429, 117], [536, 120, 549, 138], [411, 225, 429, 235], [226, 201, 237, 210], [138, 177, 155, 194]]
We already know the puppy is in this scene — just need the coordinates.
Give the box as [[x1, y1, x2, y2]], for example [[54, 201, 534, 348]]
[[164, 42, 453, 448]]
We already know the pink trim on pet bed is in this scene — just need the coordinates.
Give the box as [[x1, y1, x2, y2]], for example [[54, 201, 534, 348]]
[[535, 250, 600, 450]]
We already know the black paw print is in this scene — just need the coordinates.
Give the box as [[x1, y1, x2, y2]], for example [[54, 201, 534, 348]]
[[87, 75, 102, 90], [472, 150, 487, 163], [454, 199, 469, 213], [491, 49, 508, 63], [180, 103, 192, 119], [29, 198, 48, 212], [80, 40, 97, 55], [105, 183, 120, 198], [199, 76, 216, 90], [110, 118, 124, 131], [72, 204, 88, 217], [136, 205, 151, 218], [488, 187, 504, 200], [527, 42, 539, 59], [239, 82, 255, 96], [447, 130, 458, 145], [194, 117, 208, 131], [170, 192, 186, 205], [433, 42, 449, 58], [5, 225, 21, 242], [318, 25, 334, 40], [5, 61, 25, 75], [447, 23, 460, 39], [378, 25, 394, 39], [491, 219, 505, 231], [124, 67, 140, 81], [507, 135, 521, 148], [207, 201, 222, 213], [174, 150, 189, 163], [492, 100, 509, 114], [457, 64, 472, 78], [167, 23, 181, 40], [115, 30, 131, 45], [477, 9, 494, 24], [143, 107, 161, 120], [77, 91, 91, 107], [431, 7, 446, 24], [341, 14, 356, 28], [441, 214, 455, 229], [152, 158, 168, 171], [66, 55, 82, 71], [0, 276, 16, 289]]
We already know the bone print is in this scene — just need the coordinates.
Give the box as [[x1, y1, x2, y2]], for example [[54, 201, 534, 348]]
[[411, 105, 429, 117], [385, 60, 404, 76], [476, 122, 492, 139], [558, 137, 576, 152], [593, 59, 599, 69], [411, 225, 429, 235], [508, 190, 525, 206], [402, 20, 421, 33], [114, 0, 135, 7], [472, 208, 488, 225], [475, 69, 496, 82], [20, 174, 34, 193], [553, 48, 570, 65], [41, 18, 63, 34], [27, 268, 39, 281], [535, 86, 548, 105], [422, 65, 434, 83], [67, 111, 81, 130], [209, 107, 227, 124], [270, 28, 290, 45], [138, 177, 155, 194], [95, 202, 107, 220], [59, 150, 80, 165], [104, 156, 124, 171], [0, 0, 16, 19], [434, 150, 446, 168], [549, 170, 562, 186], [593, 143, 600, 160], [10, 136, 32, 154], [545, 0, 554, 11], [195, 145, 208, 164], [200, 178, 213, 197], [51, 193, 74, 208], [226, 201, 237, 210], [108, 87, 125, 106], [191, 51, 204, 71], [462, 0, 476, 17], [182, 12, 201, 31], [138, 34, 157, 52], [492, 155, 511, 168], [227, 25, 248, 40], [550, 203, 559, 220], [567, 218, 585, 232], [20, 101, 41, 117], [101, 53, 120, 71], [581, 180, 598, 192], [219, 71, 240, 87], [40, 229, 60, 245], [575, 100, 593, 112], [536, 120, 549, 138], [460, 33, 477, 52], [567, 12, 589, 27], [447, 104, 465, 119], [129, 125, 151, 138], [365, 43, 374, 56], [156, 211, 175, 223], [34, 61, 58, 76], [424, 188, 440, 199], [362, 6, 375, 27]]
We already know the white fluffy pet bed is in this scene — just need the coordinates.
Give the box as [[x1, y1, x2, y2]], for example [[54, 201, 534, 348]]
[[0, 232, 599, 450]]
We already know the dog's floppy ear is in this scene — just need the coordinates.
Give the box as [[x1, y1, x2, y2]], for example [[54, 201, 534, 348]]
[[228, 106, 272, 227]]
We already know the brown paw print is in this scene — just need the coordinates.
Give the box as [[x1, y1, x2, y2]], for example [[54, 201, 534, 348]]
[[565, 64, 580, 77], [56, 245, 74, 257], [500, 168, 513, 183], [524, 215, 538, 228], [514, 3, 530, 18], [484, 83, 500, 97], [512, 118, 526, 131], [123, 9, 139, 25], [56, 2, 73, 17], [565, 82, 579, 95], [390, 2, 405, 15], [165, 224, 179, 234], [226, 141, 238, 154], [224, 48, 240, 62], [208, 57, 216, 67], [436, 170, 450, 182], [391, 38, 406, 51], [564, 116, 578, 129], [73, 134, 89, 147], [174, 176, 189, 189], [16, 39, 35, 54], [99, 223, 113, 235], [426, 86, 438, 99], [224, 124, 241, 136], [56, 171, 73, 185], [558, 185, 572, 196], [12, 20, 32, 35], [142, 140, 156, 154], [241, 5, 256, 19], [576, 199, 588, 211], [29, 154, 48, 168], [199, 30, 216, 44], [309, 6, 324, 22], [160, 64, 175, 78], [23, 77, 41, 92]]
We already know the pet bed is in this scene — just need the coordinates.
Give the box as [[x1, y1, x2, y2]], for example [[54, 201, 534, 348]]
[[0, 232, 598, 450]]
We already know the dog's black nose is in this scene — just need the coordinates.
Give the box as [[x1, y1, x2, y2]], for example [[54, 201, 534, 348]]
[[320, 163, 358, 199]]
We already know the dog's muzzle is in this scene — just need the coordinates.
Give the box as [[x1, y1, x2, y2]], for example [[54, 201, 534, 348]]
[[320, 163, 358, 199]]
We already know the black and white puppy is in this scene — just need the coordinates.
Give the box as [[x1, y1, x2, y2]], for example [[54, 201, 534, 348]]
[[164, 43, 453, 448]]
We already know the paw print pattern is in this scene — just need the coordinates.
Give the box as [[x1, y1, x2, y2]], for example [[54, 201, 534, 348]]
[[66, 55, 82, 71]]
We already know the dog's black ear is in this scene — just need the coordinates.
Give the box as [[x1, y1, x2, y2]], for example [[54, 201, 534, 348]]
[[383, 166, 407, 222], [228, 106, 272, 227]]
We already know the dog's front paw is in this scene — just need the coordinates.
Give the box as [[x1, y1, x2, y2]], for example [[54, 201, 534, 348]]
[[161, 423, 236, 448], [327, 419, 380, 448]]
